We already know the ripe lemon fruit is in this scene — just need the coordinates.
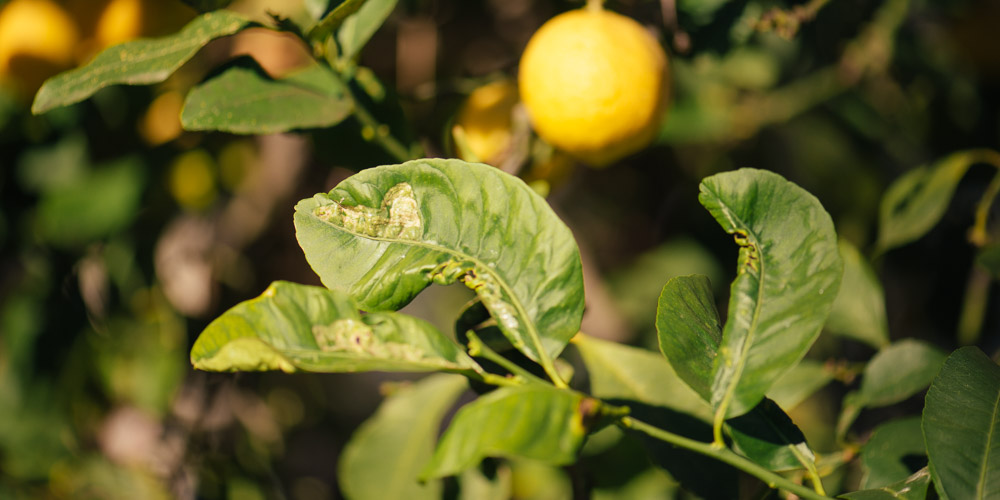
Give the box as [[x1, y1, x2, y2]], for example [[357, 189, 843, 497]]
[[452, 80, 519, 165], [95, 0, 143, 48], [0, 0, 79, 91], [518, 4, 669, 167]]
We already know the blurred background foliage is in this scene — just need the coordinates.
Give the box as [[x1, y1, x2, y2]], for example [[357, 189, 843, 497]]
[[0, 0, 998, 498]]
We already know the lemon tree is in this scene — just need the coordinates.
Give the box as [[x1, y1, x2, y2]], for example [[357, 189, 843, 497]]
[[23, 1, 1000, 499], [518, 2, 669, 167]]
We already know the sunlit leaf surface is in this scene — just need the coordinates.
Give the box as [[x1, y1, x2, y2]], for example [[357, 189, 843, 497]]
[[190, 281, 477, 374], [294, 159, 584, 364], [33, 11, 252, 113], [699, 168, 842, 419]]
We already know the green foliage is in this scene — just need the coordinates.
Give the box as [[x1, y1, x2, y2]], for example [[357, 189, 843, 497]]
[[339, 374, 467, 500], [190, 281, 477, 374], [335, 0, 399, 63], [727, 399, 816, 473], [421, 385, 594, 479], [877, 149, 999, 252], [826, 240, 890, 348], [656, 274, 721, 401], [838, 340, 947, 437], [698, 169, 843, 423], [14, 0, 1000, 498], [841, 469, 931, 500], [293, 159, 584, 367], [859, 417, 926, 489], [181, 62, 352, 134], [32, 11, 253, 114], [573, 334, 711, 421], [923, 347, 1000, 500]]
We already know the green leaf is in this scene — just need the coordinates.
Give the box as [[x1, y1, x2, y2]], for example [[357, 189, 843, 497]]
[[727, 399, 817, 472], [840, 468, 931, 500], [308, 0, 367, 41], [458, 464, 512, 500], [339, 374, 467, 500], [656, 274, 722, 401], [608, 238, 723, 332], [699, 168, 842, 419], [923, 346, 1000, 500], [190, 281, 477, 374], [877, 149, 996, 252], [337, 0, 398, 62], [826, 240, 890, 348], [572, 335, 712, 422], [37, 157, 144, 247], [859, 417, 926, 489], [181, 61, 352, 134], [838, 339, 946, 437], [856, 340, 946, 408], [422, 385, 594, 479], [293, 159, 584, 366], [766, 360, 833, 411], [32, 11, 252, 114]]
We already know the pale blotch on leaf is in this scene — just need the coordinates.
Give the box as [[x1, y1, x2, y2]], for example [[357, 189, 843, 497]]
[[311, 318, 429, 362], [314, 182, 423, 239], [194, 338, 296, 373]]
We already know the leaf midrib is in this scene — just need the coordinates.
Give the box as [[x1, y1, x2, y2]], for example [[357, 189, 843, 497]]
[[976, 386, 1000, 499], [711, 190, 768, 419], [314, 210, 550, 362]]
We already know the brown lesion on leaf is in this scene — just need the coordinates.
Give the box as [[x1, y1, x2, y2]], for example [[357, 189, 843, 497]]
[[314, 182, 423, 239]]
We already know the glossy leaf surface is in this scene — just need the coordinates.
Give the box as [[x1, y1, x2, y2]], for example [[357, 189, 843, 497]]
[[33, 11, 251, 114], [826, 240, 889, 348], [923, 347, 1000, 500], [422, 385, 591, 478], [339, 374, 467, 500], [337, 0, 398, 62], [877, 149, 996, 252], [656, 274, 721, 401], [700, 168, 842, 418], [573, 335, 711, 421], [727, 398, 816, 472], [860, 417, 926, 489], [190, 281, 476, 373], [181, 62, 352, 134], [294, 159, 584, 363], [840, 468, 931, 500]]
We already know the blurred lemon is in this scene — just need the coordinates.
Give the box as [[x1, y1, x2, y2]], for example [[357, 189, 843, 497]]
[[168, 150, 217, 211], [139, 90, 184, 146], [452, 80, 519, 165], [0, 0, 79, 92], [95, 0, 143, 48], [518, 3, 669, 167]]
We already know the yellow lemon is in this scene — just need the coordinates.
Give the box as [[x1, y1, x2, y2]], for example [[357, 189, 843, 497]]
[[95, 0, 143, 48], [518, 5, 669, 167], [452, 80, 519, 165], [169, 150, 217, 211], [139, 90, 184, 146], [0, 0, 79, 90]]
